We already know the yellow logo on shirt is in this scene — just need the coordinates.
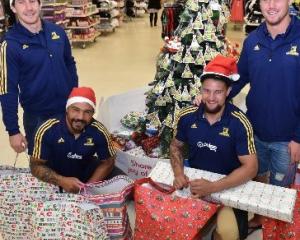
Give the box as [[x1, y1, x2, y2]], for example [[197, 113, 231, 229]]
[[51, 32, 60, 40], [84, 138, 94, 146], [22, 44, 29, 50], [191, 123, 197, 129], [286, 46, 299, 56], [219, 127, 230, 137], [253, 45, 260, 51], [57, 137, 65, 143]]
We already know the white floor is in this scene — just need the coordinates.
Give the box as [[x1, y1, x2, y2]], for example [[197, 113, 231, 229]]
[[0, 15, 261, 239]]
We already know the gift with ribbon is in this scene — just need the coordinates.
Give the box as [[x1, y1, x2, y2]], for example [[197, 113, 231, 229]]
[[134, 177, 220, 240]]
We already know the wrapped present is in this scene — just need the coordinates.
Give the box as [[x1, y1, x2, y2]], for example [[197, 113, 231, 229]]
[[149, 161, 297, 222], [263, 186, 300, 240], [141, 136, 160, 155], [120, 111, 143, 130], [134, 178, 220, 240], [81, 175, 134, 239], [131, 132, 148, 145]]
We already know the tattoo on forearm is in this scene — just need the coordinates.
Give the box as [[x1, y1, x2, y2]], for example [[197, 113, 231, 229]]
[[170, 140, 184, 170], [30, 159, 61, 186]]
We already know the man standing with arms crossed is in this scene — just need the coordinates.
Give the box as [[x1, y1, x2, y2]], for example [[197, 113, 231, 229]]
[[0, 0, 78, 153]]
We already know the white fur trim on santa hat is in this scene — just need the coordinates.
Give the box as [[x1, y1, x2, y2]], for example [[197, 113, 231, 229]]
[[201, 71, 240, 82], [66, 96, 96, 110]]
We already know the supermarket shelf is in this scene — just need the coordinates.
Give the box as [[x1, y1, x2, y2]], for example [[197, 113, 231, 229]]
[[67, 20, 100, 29], [67, 9, 99, 18]]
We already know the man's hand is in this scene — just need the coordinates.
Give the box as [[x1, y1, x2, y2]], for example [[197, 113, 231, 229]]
[[59, 177, 85, 193], [193, 94, 202, 106], [9, 133, 28, 153], [190, 178, 215, 198], [173, 174, 189, 190], [288, 140, 300, 163]]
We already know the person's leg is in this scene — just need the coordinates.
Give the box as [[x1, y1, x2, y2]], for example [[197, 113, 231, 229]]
[[215, 207, 240, 240], [23, 112, 40, 154], [269, 141, 297, 187], [154, 12, 158, 26], [149, 13, 154, 27]]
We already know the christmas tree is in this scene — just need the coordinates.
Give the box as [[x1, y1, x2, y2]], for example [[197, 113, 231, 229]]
[[143, 0, 231, 157]]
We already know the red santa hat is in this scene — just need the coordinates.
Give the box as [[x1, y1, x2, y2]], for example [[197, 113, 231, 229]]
[[200, 55, 240, 82], [66, 87, 96, 110]]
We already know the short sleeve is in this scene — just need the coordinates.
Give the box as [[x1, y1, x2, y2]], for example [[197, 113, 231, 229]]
[[232, 111, 256, 156], [31, 119, 59, 160], [175, 116, 188, 143], [92, 121, 116, 160]]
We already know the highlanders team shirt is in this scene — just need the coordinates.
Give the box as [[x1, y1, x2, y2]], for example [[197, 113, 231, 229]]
[[31, 117, 116, 181], [175, 103, 256, 175]]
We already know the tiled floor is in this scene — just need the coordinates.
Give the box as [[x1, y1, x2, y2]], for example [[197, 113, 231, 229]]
[[0, 15, 262, 239]]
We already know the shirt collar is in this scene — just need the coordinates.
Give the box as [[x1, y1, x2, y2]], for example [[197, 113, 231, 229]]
[[262, 16, 295, 39], [15, 19, 44, 37]]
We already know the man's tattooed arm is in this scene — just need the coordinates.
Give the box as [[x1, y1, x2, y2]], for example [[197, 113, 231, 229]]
[[170, 138, 185, 176], [30, 157, 62, 186]]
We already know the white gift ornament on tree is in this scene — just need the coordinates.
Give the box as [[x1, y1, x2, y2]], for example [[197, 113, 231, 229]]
[[171, 46, 184, 62], [189, 82, 200, 97], [195, 50, 206, 65], [193, 13, 204, 30], [183, 48, 195, 64], [165, 72, 175, 88], [155, 95, 167, 106], [182, 64, 194, 78], [190, 35, 201, 51], [164, 89, 173, 103], [201, 6, 209, 21], [153, 81, 166, 95], [163, 113, 173, 128], [194, 75, 202, 89], [159, 54, 172, 70], [196, 30, 204, 44], [173, 85, 183, 101], [181, 85, 192, 102], [186, 0, 199, 12]]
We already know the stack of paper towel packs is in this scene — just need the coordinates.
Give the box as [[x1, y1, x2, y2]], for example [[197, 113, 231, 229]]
[[148, 161, 297, 223]]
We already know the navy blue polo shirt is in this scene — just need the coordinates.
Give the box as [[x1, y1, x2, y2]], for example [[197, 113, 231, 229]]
[[175, 103, 256, 175], [31, 117, 116, 181]]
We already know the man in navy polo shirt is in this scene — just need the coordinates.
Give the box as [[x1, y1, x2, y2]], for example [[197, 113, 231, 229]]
[[29, 87, 122, 193], [170, 55, 258, 240]]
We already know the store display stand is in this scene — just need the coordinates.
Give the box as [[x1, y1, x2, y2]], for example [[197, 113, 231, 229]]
[[66, 0, 100, 48], [96, 0, 116, 33]]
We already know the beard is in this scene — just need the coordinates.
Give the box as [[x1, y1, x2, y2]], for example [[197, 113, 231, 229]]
[[203, 102, 223, 114], [70, 119, 88, 133]]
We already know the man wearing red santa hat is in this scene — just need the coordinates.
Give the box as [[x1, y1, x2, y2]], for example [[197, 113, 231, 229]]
[[30, 87, 124, 193], [171, 55, 258, 240]]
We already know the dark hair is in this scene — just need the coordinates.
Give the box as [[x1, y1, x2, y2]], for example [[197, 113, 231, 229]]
[[200, 74, 231, 88], [10, 0, 41, 7]]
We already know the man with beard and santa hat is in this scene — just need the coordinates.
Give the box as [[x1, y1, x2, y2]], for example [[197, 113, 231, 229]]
[[30, 87, 124, 193], [170, 55, 258, 240]]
